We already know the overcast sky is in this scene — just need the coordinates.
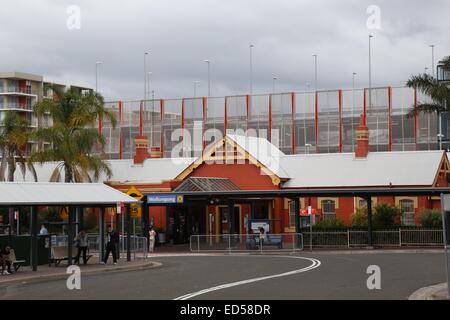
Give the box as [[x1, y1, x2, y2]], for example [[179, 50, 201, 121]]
[[1, 0, 449, 101]]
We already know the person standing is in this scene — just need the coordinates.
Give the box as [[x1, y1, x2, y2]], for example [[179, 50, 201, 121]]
[[74, 229, 89, 265], [101, 225, 119, 265], [39, 225, 49, 235], [148, 226, 156, 253]]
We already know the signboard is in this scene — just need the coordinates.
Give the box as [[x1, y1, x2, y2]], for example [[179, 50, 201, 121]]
[[126, 186, 144, 201], [59, 207, 69, 220], [147, 194, 184, 205], [130, 203, 141, 218], [300, 208, 316, 216], [248, 220, 270, 234]]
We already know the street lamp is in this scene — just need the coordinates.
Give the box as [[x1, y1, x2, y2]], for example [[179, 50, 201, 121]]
[[193, 81, 200, 98], [144, 52, 149, 108], [250, 44, 254, 95], [312, 54, 318, 92], [429, 44, 435, 78], [204, 59, 211, 97], [272, 75, 278, 93], [95, 61, 102, 92], [368, 35, 373, 112]]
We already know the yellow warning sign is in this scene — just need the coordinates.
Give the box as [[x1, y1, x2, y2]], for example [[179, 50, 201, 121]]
[[59, 207, 69, 220], [126, 186, 144, 201]]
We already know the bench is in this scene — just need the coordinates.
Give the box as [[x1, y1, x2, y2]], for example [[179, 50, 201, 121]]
[[245, 234, 283, 249], [263, 234, 283, 249], [50, 246, 93, 267], [8, 249, 25, 272]]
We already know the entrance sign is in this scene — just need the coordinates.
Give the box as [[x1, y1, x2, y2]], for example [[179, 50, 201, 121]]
[[147, 194, 184, 204], [249, 220, 270, 234]]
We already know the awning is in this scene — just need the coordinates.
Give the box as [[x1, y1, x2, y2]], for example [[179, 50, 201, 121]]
[[0, 182, 138, 206], [174, 177, 240, 192]]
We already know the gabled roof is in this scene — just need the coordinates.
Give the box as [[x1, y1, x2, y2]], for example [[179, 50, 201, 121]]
[[281, 151, 447, 188], [174, 177, 240, 192], [0, 182, 137, 206], [175, 134, 288, 186]]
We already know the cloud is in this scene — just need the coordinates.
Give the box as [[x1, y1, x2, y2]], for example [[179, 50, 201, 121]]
[[0, 0, 449, 101]]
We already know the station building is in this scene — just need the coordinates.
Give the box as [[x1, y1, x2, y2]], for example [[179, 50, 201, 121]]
[[18, 114, 445, 244]]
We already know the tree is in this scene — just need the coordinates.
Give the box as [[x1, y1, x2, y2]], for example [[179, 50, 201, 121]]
[[418, 209, 442, 228], [351, 204, 401, 228], [406, 56, 450, 116], [0, 111, 37, 231], [30, 88, 116, 182]]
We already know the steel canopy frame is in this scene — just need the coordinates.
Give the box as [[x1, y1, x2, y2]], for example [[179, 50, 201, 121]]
[[146, 187, 450, 248]]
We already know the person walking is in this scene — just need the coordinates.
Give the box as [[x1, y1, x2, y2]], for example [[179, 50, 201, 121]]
[[101, 225, 119, 265], [149, 226, 156, 253], [74, 229, 89, 265]]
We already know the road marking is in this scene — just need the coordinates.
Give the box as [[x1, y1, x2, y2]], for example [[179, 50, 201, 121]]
[[174, 255, 321, 300]]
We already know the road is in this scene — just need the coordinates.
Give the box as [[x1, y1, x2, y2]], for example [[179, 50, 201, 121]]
[[0, 252, 446, 300]]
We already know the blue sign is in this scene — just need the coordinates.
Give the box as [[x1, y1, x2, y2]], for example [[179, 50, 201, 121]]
[[147, 194, 184, 205]]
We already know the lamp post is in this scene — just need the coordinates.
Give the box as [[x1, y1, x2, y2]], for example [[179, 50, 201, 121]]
[[144, 52, 149, 110], [95, 61, 102, 92], [250, 44, 254, 95], [272, 75, 278, 93], [368, 35, 373, 114], [194, 81, 200, 98], [204, 59, 211, 97], [312, 54, 318, 92]]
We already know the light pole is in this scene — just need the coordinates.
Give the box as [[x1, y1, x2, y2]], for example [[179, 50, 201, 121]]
[[425, 67, 429, 74], [312, 54, 318, 92], [204, 59, 211, 97], [272, 75, 278, 93], [144, 52, 149, 109], [147, 72, 153, 99], [430, 44, 443, 149], [369, 35, 373, 113], [430, 44, 435, 77], [95, 61, 102, 92], [250, 44, 254, 95], [193, 81, 200, 98]]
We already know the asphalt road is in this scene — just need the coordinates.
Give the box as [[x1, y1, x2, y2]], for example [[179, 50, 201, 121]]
[[0, 252, 446, 300]]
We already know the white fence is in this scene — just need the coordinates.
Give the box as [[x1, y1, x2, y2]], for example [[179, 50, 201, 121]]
[[300, 229, 444, 248], [190, 233, 303, 253]]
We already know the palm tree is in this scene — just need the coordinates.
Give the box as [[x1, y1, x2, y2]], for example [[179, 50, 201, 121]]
[[30, 88, 116, 183], [0, 111, 37, 233], [0, 111, 37, 182], [406, 56, 450, 115]]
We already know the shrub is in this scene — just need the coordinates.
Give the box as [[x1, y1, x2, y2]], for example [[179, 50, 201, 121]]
[[418, 209, 442, 228], [351, 204, 401, 228], [373, 204, 401, 228], [351, 207, 368, 227], [315, 218, 345, 228]]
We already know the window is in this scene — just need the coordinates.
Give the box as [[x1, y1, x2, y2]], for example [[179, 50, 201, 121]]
[[321, 200, 336, 220], [358, 199, 367, 208], [288, 201, 296, 228], [400, 199, 415, 226]]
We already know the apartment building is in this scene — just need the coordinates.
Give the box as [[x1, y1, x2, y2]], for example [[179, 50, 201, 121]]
[[0, 71, 92, 154]]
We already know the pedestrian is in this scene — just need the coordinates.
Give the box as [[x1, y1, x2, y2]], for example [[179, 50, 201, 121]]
[[39, 224, 49, 235], [0, 245, 12, 275], [149, 226, 156, 253], [101, 225, 119, 265], [74, 229, 89, 265], [258, 227, 266, 246]]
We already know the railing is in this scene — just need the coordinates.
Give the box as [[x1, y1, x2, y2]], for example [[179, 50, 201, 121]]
[[0, 102, 33, 110], [190, 233, 303, 253], [50, 234, 148, 260], [300, 229, 444, 249]]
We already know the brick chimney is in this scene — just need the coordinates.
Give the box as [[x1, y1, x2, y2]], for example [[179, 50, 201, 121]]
[[149, 146, 163, 159], [133, 136, 150, 165], [355, 114, 369, 158]]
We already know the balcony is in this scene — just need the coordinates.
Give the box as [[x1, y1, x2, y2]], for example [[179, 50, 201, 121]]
[[0, 102, 33, 111], [0, 87, 38, 97]]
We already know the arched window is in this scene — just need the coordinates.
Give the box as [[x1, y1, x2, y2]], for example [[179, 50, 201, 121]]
[[400, 199, 415, 226], [321, 200, 336, 220]]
